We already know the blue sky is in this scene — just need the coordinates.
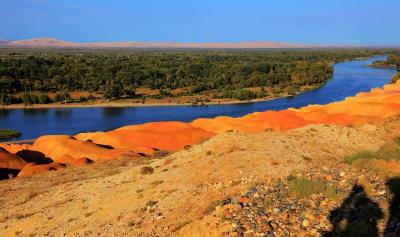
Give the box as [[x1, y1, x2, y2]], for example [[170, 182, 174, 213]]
[[1, 0, 399, 45]]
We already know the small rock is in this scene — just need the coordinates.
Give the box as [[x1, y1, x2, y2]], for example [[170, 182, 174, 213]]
[[231, 196, 241, 204], [302, 219, 310, 228]]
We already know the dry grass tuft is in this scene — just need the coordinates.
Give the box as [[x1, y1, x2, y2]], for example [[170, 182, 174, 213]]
[[140, 166, 154, 175]]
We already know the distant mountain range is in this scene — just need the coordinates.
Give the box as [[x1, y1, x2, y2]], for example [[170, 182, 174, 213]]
[[0, 38, 309, 49]]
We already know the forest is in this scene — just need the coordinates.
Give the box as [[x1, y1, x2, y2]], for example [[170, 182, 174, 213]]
[[0, 49, 396, 105]]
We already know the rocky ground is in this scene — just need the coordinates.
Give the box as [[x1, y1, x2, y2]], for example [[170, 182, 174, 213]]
[[205, 165, 398, 237], [0, 117, 400, 237]]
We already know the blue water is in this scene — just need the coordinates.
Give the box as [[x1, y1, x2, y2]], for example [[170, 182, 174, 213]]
[[0, 55, 396, 141]]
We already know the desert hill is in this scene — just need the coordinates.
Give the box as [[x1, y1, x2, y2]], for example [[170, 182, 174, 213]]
[[6, 38, 78, 47], [0, 81, 400, 236], [1, 38, 307, 49], [0, 117, 400, 236]]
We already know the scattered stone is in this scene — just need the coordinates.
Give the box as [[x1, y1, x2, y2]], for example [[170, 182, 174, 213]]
[[213, 163, 394, 236]]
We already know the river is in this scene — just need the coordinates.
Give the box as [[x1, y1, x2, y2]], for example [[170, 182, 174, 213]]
[[0, 55, 397, 141]]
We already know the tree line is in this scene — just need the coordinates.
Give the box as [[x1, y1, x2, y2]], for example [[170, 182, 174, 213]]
[[0, 49, 395, 104], [388, 54, 400, 83], [374, 53, 400, 83]]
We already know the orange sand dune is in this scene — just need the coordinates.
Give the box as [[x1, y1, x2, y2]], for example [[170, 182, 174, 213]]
[[75, 121, 215, 151], [2, 81, 400, 177], [191, 81, 400, 133], [55, 155, 93, 167], [31, 135, 134, 161], [0, 143, 32, 154], [17, 162, 66, 177]]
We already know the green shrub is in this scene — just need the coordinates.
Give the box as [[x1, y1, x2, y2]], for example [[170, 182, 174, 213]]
[[78, 96, 88, 102], [21, 92, 39, 105], [345, 150, 377, 164], [55, 92, 72, 102], [0, 92, 12, 105]]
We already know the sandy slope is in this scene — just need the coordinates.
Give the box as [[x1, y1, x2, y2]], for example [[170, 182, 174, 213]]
[[0, 117, 399, 236]]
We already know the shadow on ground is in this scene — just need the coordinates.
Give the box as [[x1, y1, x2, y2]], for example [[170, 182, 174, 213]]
[[323, 177, 400, 237]]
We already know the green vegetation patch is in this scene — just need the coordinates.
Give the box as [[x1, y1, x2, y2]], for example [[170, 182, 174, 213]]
[[0, 129, 21, 140], [345, 137, 400, 165], [0, 49, 388, 105], [288, 176, 338, 199], [345, 150, 377, 164]]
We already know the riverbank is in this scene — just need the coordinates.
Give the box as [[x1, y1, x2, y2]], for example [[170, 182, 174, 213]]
[[0, 89, 308, 110]]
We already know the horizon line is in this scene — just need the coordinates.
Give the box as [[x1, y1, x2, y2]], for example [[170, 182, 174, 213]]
[[1, 37, 399, 49]]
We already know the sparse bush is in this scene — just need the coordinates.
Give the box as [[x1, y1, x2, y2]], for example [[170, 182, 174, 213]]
[[140, 166, 154, 175], [288, 177, 338, 199], [376, 143, 400, 161], [286, 174, 296, 182]]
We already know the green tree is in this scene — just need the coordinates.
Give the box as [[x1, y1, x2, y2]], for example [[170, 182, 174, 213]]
[[38, 93, 51, 104], [104, 80, 123, 99], [21, 92, 39, 105]]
